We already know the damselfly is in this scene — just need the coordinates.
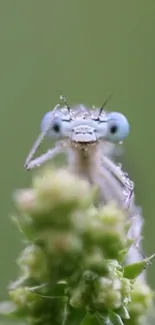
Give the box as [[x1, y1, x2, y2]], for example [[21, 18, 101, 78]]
[[24, 96, 145, 268], [24, 97, 134, 208]]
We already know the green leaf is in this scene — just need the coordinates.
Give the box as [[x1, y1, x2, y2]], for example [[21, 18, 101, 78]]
[[124, 254, 155, 279], [109, 311, 124, 325], [63, 308, 86, 325]]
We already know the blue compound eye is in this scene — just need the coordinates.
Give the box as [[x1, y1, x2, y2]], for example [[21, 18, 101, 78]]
[[41, 111, 62, 138], [106, 112, 130, 142]]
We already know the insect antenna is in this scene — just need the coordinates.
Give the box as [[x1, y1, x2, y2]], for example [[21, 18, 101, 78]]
[[60, 95, 71, 115], [98, 92, 114, 118]]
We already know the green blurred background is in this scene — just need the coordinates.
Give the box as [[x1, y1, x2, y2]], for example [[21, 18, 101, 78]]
[[0, 0, 155, 299]]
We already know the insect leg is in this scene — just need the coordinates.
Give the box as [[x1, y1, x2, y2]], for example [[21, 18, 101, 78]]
[[24, 145, 64, 170], [102, 156, 134, 209], [102, 157, 146, 269], [24, 104, 61, 169], [97, 164, 125, 205]]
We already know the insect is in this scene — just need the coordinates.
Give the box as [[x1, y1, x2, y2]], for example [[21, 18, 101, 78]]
[[24, 96, 145, 269], [24, 96, 134, 208]]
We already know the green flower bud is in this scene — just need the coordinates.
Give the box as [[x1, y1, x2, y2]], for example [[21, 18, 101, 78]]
[[18, 245, 49, 282], [94, 276, 122, 310], [126, 279, 154, 324], [81, 203, 131, 260], [121, 278, 132, 304], [42, 231, 83, 279], [14, 168, 95, 236], [84, 249, 109, 275], [10, 287, 66, 325], [33, 168, 93, 211], [9, 287, 42, 315], [0, 168, 153, 325]]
